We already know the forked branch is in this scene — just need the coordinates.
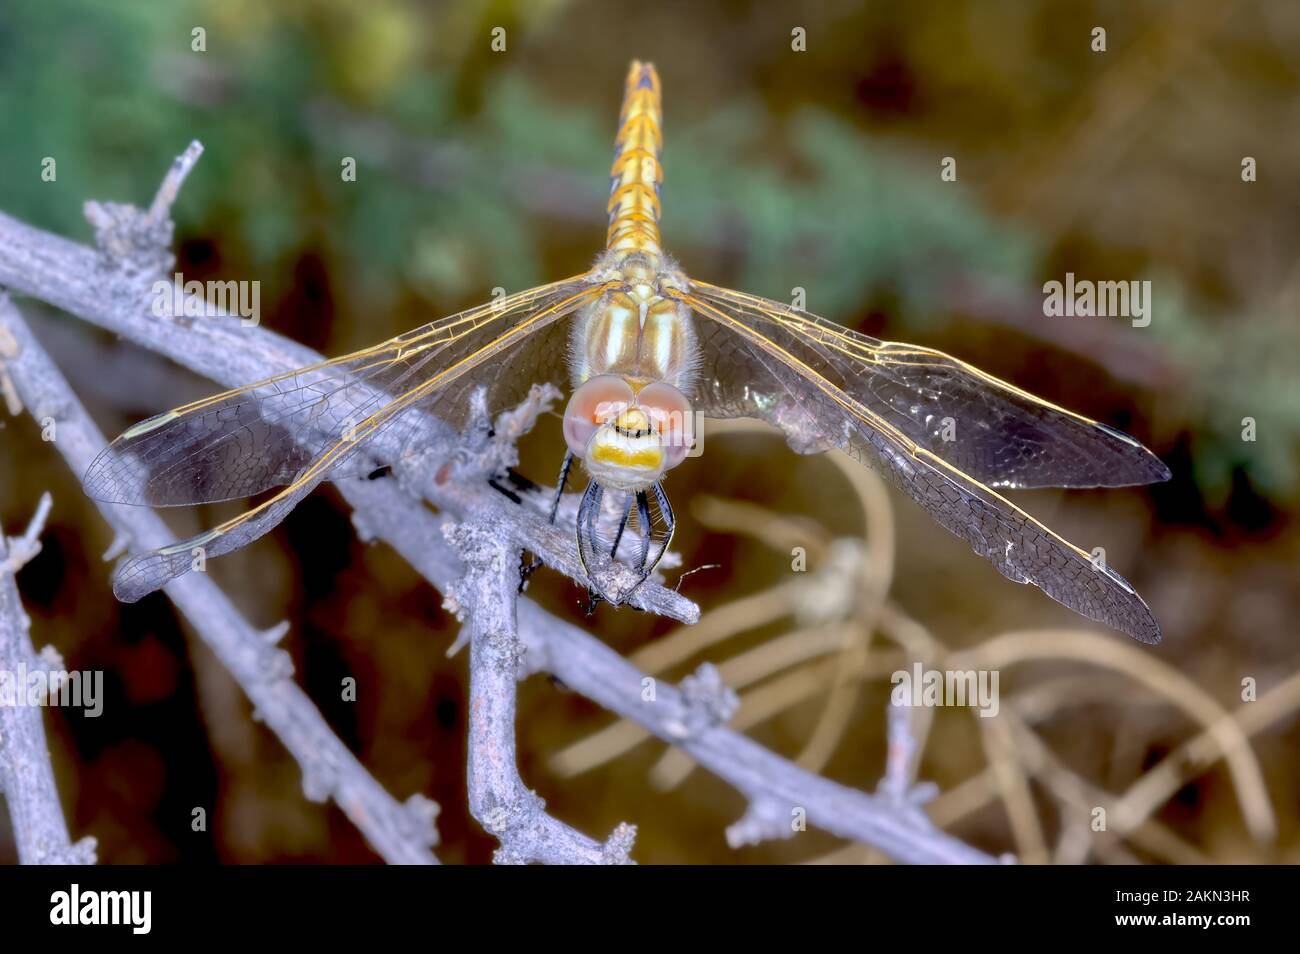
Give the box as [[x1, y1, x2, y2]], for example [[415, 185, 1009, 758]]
[[0, 143, 996, 865]]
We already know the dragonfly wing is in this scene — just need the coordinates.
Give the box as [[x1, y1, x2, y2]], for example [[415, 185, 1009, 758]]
[[688, 282, 1168, 489], [85, 277, 597, 506], [86, 349, 392, 506], [94, 276, 608, 601], [678, 285, 1161, 643], [112, 477, 323, 603]]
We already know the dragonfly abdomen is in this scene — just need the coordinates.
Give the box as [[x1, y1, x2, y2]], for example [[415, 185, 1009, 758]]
[[606, 60, 663, 261]]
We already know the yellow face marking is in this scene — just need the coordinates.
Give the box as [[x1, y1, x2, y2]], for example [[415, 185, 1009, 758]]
[[591, 441, 663, 471]]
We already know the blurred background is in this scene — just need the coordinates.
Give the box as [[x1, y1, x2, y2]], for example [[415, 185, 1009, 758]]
[[0, 0, 1298, 864]]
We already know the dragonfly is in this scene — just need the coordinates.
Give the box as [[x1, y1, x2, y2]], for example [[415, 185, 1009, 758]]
[[84, 60, 1170, 643]]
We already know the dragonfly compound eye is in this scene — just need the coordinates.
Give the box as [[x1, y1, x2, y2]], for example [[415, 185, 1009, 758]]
[[635, 381, 693, 469], [564, 374, 635, 455]]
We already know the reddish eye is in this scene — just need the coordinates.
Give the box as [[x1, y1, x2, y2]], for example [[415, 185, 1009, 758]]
[[636, 381, 693, 468], [564, 375, 635, 455]]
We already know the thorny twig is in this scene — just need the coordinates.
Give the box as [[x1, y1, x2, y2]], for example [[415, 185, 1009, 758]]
[[448, 515, 634, 864], [0, 142, 997, 864], [0, 296, 440, 864], [0, 492, 96, 864]]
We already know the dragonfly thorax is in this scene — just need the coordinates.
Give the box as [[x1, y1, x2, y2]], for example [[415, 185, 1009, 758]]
[[573, 250, 697, 392]]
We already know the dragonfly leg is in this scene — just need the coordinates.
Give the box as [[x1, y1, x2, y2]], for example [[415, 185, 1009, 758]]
[[574, 481, 673, 609], [576, 480, 609, 610], [518, 450, 575, 592], [547, 450, 575, 525], [610, 493, 633, 560], [635, 490, 653, 573], [632, 482, 674, 585], [651, 481, 675, 571]]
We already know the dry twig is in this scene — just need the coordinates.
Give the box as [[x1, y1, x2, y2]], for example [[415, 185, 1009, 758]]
[[0, 142, 993, 864]]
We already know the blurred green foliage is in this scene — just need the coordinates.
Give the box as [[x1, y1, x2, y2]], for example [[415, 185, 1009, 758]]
[[3, 0, 1298, 869], [1, 0, 1295, 499]]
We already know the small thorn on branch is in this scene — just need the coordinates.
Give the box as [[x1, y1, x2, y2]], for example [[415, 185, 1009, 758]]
[[85, 141, 205, 285], [146, 140, 204, 225], [2, 491, 52, 575], [726, 797, 797, 849], [661, 662, 739, 741]]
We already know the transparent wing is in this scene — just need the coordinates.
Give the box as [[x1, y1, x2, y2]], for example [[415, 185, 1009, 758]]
[[688, 282, 1169, 489], [85, 277, 596, 506], [677, 284, 1162, 643], [88, 276, 607, 601]]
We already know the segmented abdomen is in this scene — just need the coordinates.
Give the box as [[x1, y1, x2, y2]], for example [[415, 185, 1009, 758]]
[[606, 61, 663, 260]]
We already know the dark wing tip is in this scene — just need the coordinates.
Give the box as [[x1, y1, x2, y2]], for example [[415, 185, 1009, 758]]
[[82, 445, 149, 505], [1137, 626, 1163, 646], [111, 548, 188, 603], [1092, 422, 1171, 487], [1151, 458, 1173, 484], [1093, 560, 1163, 644], [1125, 609, 1163, 645]]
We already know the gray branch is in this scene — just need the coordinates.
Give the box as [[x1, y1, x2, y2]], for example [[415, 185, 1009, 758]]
[[0, 500, 97, 864], [0, 142, 996, 864], [349, 477, 993, 863], [0, 295, 439, 864], [448, 516, 634, 864]]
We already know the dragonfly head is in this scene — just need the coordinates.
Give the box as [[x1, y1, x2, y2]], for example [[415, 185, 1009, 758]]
[[564, 374, 692, 492]]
